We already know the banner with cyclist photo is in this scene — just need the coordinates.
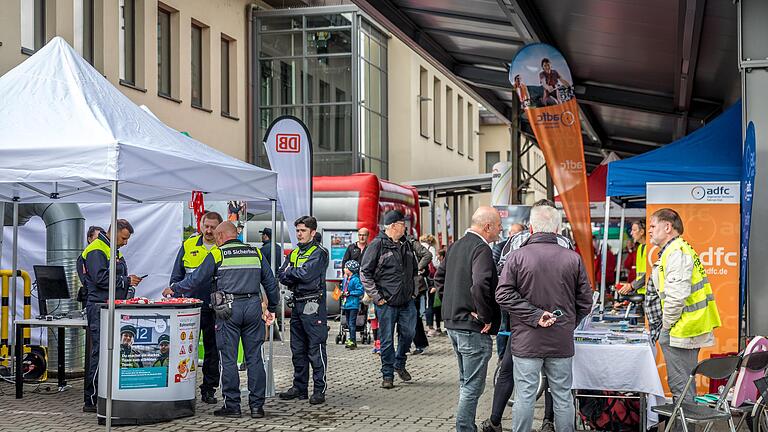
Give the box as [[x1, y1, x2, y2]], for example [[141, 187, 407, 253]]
[[510, 43, 594, 284]]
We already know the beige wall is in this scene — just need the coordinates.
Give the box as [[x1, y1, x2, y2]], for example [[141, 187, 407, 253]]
[[387, 35, 481, 184], [0, 0, 266, 161]]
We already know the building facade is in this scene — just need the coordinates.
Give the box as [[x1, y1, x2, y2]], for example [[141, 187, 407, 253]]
[[0, 0, 259, 160]]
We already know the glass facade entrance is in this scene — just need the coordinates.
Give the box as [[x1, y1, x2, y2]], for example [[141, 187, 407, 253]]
[[254, 6, 388, 178]]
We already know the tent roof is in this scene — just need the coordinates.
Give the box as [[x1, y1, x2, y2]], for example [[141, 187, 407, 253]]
[[606, 102, 742, 198], [0, 37, 277, 204]]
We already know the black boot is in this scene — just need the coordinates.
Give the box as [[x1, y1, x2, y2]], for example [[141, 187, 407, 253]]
[[213, 405, 241, 418]]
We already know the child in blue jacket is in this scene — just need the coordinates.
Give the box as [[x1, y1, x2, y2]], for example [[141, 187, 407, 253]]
[[341, 260, 365, 349]]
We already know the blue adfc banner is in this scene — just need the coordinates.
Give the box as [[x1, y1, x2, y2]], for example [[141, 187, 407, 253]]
[[740, 122, 756, 309], [263, 116, 313, 245]]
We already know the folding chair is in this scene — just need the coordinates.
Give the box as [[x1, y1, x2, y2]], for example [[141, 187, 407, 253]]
[[731, 351, 768, 430], [652, 355, 742, 432]]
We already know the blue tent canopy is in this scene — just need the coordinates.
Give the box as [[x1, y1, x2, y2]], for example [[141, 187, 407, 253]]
[[606, 102, 742, 198]]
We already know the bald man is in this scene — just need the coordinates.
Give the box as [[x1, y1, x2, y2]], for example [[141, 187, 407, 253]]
[[434, 206, 503, 431], [164, 221, 280, 419]]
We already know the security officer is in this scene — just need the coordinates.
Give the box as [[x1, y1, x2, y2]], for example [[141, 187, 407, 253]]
[[81, 219, 142, 413], [618, 220, 648, 297], [119, 325, 142, 368], [648, 208, 721, 410], [153, 334, 170, 367], [165, 221, 279, 419], [277, 216, 330, 405], [167, 211, 223, 404]]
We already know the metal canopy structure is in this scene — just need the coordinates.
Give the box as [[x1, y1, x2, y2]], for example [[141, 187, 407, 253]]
[[352, 0, 741, 170], [405, 173, 493, 198]]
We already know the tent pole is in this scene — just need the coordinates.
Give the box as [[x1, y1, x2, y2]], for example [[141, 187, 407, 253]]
[[615, 204, 626, 286], [105, 181, 118, 431], [279, 214, 285, 342], [266, 199, 277, 397], [9, 200, 19, 375], [599, 196, 610, 316]]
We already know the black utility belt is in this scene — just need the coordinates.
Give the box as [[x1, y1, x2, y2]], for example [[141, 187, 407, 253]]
[[294, 293, 322, 302], [230, 293, 258, 300]]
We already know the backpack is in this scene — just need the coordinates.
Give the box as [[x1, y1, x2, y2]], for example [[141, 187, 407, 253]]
[[577, 390, 640, 431]]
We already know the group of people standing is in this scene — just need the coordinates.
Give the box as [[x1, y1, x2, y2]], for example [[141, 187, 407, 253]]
[[78, 211, 330, 420]]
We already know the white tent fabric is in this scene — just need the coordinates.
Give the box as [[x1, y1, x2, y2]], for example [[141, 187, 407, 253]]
[[0, 37, 277, 203]]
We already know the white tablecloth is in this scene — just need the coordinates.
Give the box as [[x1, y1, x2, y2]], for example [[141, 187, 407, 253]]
[[573, 342, 667, 428]]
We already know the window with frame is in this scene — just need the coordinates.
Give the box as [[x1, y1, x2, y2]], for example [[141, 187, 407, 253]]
[[419, 67, 429, 138], [21, 0, 46, 54], [221, 36, 232, 115], [467, 102, 474, 159], [157, 8, 172, 97], [446, 87, 454, 150], [433, 77, 442, 143], [120, 0, 136, 84], [191, 23, 203, 107], [457, 95, 464, 155], [485, 151, 500, 173]]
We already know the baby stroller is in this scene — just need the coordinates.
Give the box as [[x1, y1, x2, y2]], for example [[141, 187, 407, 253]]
[[335, 303, 372, 345]]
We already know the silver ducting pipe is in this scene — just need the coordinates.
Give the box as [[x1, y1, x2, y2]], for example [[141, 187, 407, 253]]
[[4, 203, 85, 375]]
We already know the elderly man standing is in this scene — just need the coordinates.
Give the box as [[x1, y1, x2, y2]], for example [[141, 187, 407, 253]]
[[434, 206, 502, 432], [648, 208, 721, 427], [360, 210, 418, 389], [496, 205, 593, 432]]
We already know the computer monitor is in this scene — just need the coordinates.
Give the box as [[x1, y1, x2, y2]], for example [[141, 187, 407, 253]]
[[33, 265, 70, 316]]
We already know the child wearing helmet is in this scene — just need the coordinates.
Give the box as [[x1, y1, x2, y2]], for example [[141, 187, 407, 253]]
[[341, 260, 365, 349]]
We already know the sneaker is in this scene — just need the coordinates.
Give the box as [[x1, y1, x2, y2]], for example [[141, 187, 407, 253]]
[[394, 368, 412, 381], [250, 406, 265, 418], [381, 378, 394, 389], [413, 347, 426, 355], [213, 405, 242, 418], [480, 418, 502, 432], [539, 420, 555, 432], [345, 340, 357, 349], [309, 393, 326, 405], [201, 391, 218, 404], [82, 404, 97, 413], [371, 347, 380, 354], [427, 329, 438, 337], [278, 387, 308, 400]]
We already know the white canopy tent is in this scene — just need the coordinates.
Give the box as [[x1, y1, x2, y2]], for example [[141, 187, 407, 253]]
[[0, 38, 279, 429]]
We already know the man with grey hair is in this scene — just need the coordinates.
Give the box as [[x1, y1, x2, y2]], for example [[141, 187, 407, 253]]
[[496, 205, 593, 432], [434, 206, 502, 431], [360, 210, 418, 389]]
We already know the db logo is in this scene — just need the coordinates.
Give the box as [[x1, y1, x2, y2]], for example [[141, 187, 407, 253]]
[[276, 134, 300, 153]]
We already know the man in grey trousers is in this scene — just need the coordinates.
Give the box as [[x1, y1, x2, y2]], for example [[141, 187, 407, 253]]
[[496, 205, 593, 432]]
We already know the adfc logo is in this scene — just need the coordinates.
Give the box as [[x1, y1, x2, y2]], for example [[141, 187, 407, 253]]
[[276, 133, 301, 153]]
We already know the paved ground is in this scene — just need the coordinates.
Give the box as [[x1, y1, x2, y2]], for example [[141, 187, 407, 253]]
[[0, 327, 542, 431]]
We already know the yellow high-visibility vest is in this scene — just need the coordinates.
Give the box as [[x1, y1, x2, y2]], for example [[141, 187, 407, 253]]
[[634, 243, 647, 294], [290, 245, 317, 267], [658, 238, 721, 338], [181, 235, 219, 273]]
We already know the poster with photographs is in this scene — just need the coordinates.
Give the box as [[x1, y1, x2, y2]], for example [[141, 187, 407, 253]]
[[323, 230, 355, 281], [118, 314, 170, 390]]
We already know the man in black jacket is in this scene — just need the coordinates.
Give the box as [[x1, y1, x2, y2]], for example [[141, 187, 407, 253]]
[[341, 227, 369, 269], [434, 206, 502, 432], [360, 210, 418, 389]]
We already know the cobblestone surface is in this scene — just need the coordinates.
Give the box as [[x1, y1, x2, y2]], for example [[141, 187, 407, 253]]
[[0, 326, 542, 431]]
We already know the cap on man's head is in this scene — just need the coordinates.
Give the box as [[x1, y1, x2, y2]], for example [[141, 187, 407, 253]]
[[260, 228, 272, 237], [121, 325, 136, 338], [383, 210, 405, 226], [158, 334, 170, 345]]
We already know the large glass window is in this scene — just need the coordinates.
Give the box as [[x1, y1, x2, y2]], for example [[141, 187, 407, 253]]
[[255, 10, 386, 177], [419, 67, 428, 138], [221, 37, 231, 115], [485, 151, 500, 173], [77, 0, 95, 64], [433, 78, 442, 143]]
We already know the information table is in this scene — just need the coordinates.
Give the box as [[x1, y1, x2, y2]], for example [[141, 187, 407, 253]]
[[97, 303, 201, 425], [573, 341, 666, 430]]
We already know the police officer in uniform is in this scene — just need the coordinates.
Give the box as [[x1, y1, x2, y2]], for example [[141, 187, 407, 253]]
[[81, 219, 142, 413], [165, 221, 279, 419], [119, 325, 142, 368], [153, 334, 170, 367], [167, 211, 223, 404], [277, 216, 330, 405]]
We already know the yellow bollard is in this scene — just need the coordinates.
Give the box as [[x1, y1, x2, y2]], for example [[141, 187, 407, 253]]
[[1, 270, 32, 366]]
